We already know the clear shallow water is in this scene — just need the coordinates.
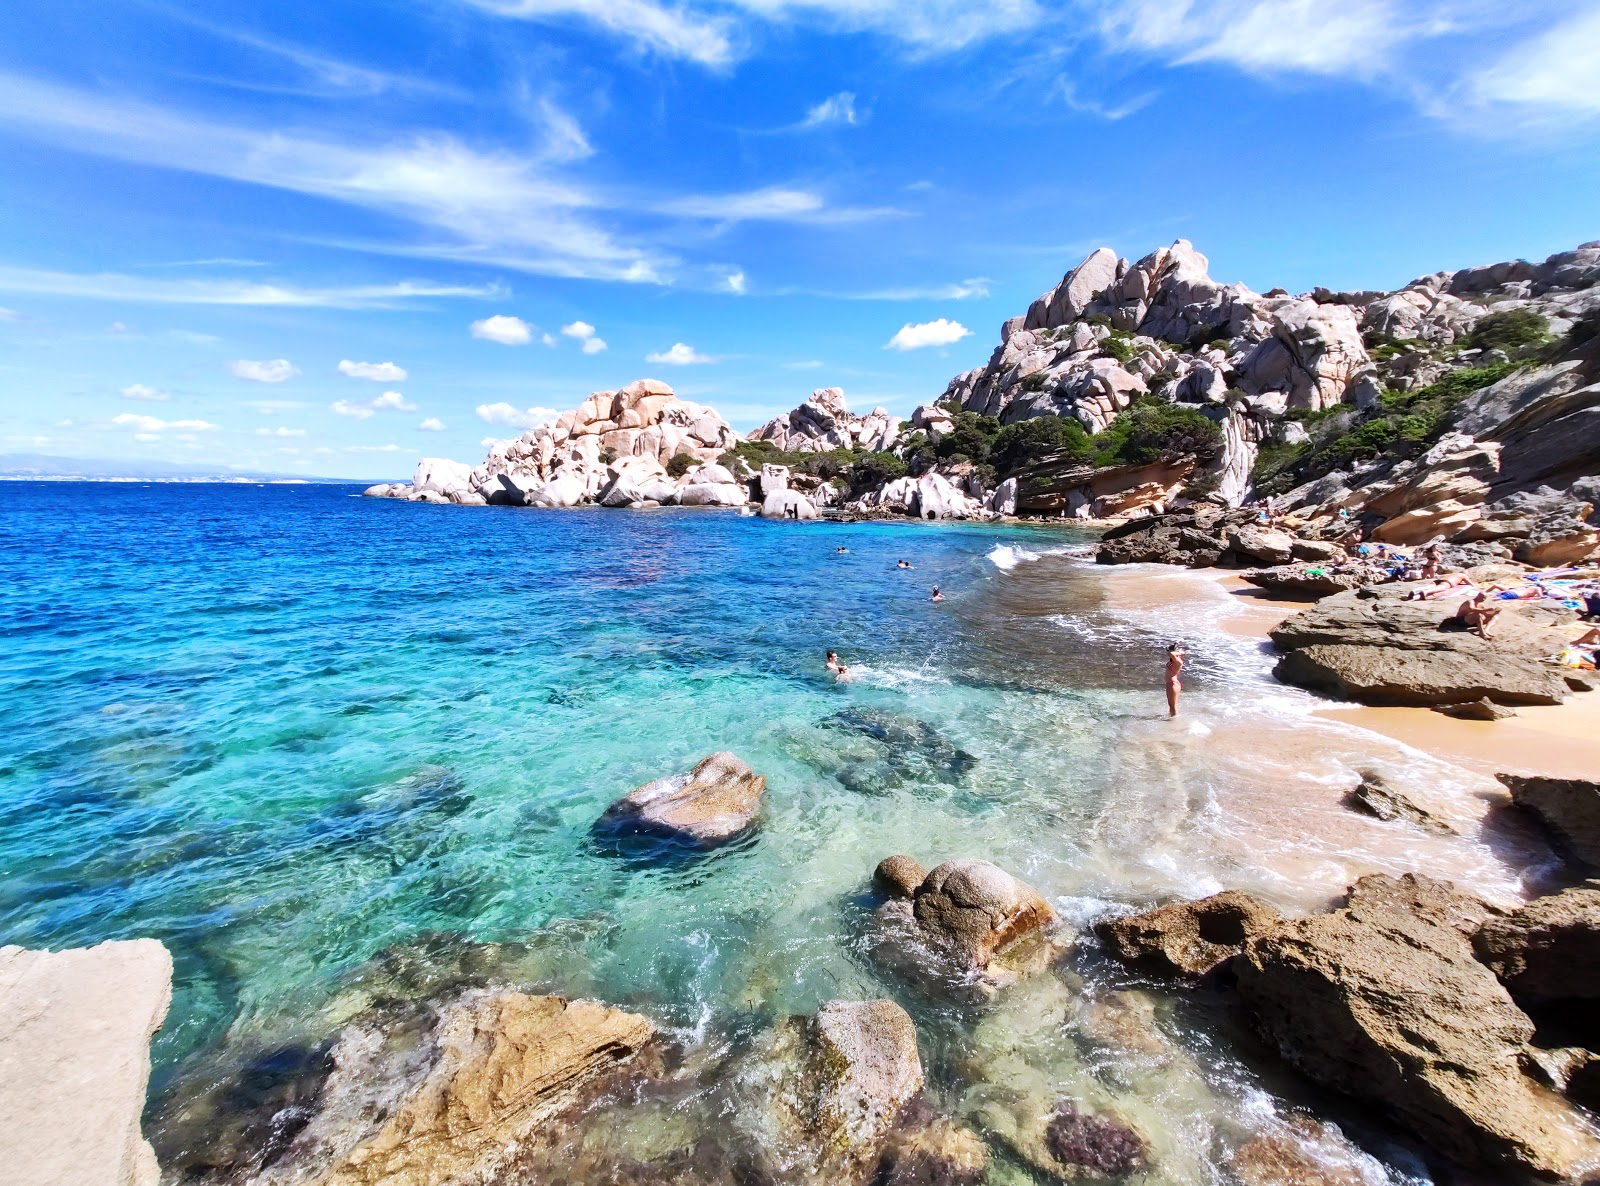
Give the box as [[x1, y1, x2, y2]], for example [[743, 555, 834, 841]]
[[0, 483, 1550, 1183]]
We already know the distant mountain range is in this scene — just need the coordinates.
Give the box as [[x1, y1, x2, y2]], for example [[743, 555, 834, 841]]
[[0, 453, 390, 483]]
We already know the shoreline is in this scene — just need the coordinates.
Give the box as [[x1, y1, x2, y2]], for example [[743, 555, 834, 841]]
[[1200, 568, 1600, 782]]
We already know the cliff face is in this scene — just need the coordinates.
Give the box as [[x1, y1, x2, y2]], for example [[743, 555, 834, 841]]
[[929, 239, 1600, 544]]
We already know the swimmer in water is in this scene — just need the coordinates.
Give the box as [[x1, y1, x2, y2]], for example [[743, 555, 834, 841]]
[[930, 586, 944, 602], [837, 547, 849, 553], [896, 560, 913, 569], [825, 649, 849, 677], [1166, 643, 1185, 717]]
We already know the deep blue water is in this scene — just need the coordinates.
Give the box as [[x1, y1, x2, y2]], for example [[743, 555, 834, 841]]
[[2, 482, 1505, 1183]]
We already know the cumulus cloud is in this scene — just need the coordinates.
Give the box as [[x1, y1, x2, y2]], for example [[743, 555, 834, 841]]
[[476, 402, 560, 428], [726, 270, 747, 294], [801, 92, 859, 128], [886, 318, 971, 350], [562, 320, 608, 354], [471, 314, 533, 345], [338, 359, 408, 381], [119, 383, 170, 401], [542, 332, 558, 346], [645, 342, 714, 365], [332, 390, 415, 418], [112, 412, 218, 433], [230, 358, 299, 383], [418, 417, 446, 431]]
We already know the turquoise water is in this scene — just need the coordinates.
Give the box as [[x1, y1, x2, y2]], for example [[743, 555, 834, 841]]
[[2, 483, 1532, 1183]]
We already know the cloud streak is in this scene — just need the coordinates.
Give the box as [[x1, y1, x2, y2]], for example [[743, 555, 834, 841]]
[[0, 264, 500, 308]]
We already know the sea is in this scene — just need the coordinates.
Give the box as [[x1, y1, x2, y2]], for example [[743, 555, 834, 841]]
[[0, 482, 1553, 1184]]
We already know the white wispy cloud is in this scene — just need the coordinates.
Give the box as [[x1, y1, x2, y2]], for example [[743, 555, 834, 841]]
[[231, 359, 299, 383], [464, 0, 737, 66], [332, 391, 415, 418], [112, 412, 218, 433], [0, 306, 20, 321], [562, 320, 608, 353], [0, 265, 500, 308], [338, 359, 408, 381], [646, 342, 714, 365], [886, 318, 971, 350], [801, 92, 859, 128], [1463, 6, 1600, 116], [119, 383, 171, 402], [726, 270, 747, 294], [256, 426, 308, 437], [418, 417, 446, 431], [472, 314, 534, 344], [477, 402, 560, 428], [347, 443, 405, 452], [782, 359, 824, 369], [0, 73, 882, 285]]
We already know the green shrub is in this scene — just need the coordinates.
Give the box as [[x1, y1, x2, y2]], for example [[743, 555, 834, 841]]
[[1099, 333, 1136, 365], [1466, 308, 1549, 352], [934, 411, 1001, 465], [1020, 371, 1052, 393], [1090, 397, 1222, 467], [665, 452, 700, 478], [990, 415, 1092, 473], [850, 452, 907, 491]]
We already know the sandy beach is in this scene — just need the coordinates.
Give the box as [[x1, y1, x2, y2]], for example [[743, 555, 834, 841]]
[[1212, 569, 1600, 782]]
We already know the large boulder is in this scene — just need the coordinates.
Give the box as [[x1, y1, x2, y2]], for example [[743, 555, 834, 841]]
[[1095, 891, 1281, 980], [1270, 589, 1574, 706], [869, 858, 1062, 999], [759, 489, 819, 520], [1498, 774, 1600, 871], [1473, 886, 1600, 1014], [1235, 875, 1600, 1178], [734, 999, 982, 1186], [264, 992, 659, 1186], [593, 752, 766, 850], [411, 457, 474, 499], [676, 482, 748, 507], [0, 940, 172, 1186]]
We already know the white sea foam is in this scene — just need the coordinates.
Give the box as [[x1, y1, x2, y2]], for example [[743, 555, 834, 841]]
[[986, 543, 1039, 570]]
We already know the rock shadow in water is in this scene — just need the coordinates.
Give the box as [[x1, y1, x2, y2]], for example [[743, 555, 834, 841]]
[[813, 707, 977, 797]]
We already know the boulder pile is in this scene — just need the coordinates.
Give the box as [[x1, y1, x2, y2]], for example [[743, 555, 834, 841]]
[[365, 379, 745, 509], [1102, 874, 1600, 1180], [749, 387, 900, 453]]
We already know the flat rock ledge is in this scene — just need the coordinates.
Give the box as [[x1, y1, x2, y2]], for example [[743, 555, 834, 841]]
[[0, 939, 173, 1186], [1095, 890, 1281, 980], [1500, 773, 1600, 872], [1269, 587, 1576, 706], [594, 752, 766, 850], [869, 856, 1064, 1000]]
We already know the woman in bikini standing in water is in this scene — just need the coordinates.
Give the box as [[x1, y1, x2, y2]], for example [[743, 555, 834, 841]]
[[1166, 643, 1186, 717]]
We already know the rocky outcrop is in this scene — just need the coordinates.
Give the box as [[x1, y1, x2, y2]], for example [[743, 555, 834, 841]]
[[594, 752, 766, 850], [734, 1000, 944, 1186], [749, 388, 900, 454], [366, 380, 746, 510], [1095, 505, 1259, 566], [257, 991, 660, 1186], [1012, 456, 1196, 519], [1235, 874, 1600, 1179], [869, 857, 1062, 999], [1269, 587, 1575, 706], [759, 489, 819, 520], [1473, 886, 1600, 1013], [1095, 891, 1281, 980], [850, 471, 986, 520], [1499, 774, 1600, 871], [0, 939, 173, 1186]]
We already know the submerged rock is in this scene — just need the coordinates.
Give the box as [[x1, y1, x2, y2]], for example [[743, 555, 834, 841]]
[[733, 999, 977, 1186], [1095, 890, 1281, 980], [992, 1100, 1148, 1183], [594, 752, 766, 850], [874, 854, 927, 900], [1234, 874, 1600, 1178], [869, 858, 1063, 1000], [1345, 770, 1460, 835], [1225, 1116, 1371, 1186], [260, 991, 660, 1186], [820, 708, 976, 795], [1498, 773, 1600, 871]]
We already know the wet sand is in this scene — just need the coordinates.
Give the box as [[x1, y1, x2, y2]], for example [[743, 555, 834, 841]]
[[1111, 563, 1600, 782]]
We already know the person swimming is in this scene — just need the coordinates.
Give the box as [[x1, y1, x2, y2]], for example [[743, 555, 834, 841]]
[[825, 649, 849, 677], [896, 560, 913, 569], [930, 586, 943, 602], [837, 547, 849, 553], [1166, 642, 1186, 718]]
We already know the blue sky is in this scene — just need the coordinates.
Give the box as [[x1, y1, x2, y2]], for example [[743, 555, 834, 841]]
[[0, 0, 1597, 478]]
